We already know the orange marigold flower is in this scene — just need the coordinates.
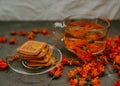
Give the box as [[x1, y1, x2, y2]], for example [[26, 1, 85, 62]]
[[19, 29, 26, 36], [68, 70, 76, 79], [75, 61, 81, 67], [91, 69, 99, 78], [27, 32, 34, 40], [56, 63, 63, 70], [49, 69, 55, 76], [69, 78, 78, 86], [97, 66, 104, 74], [61, 56, 68, 65], [54, 69, 62, 78], [67, 59, 74, 66], [32, 28, 39, 34], [79, 77, 86, 86], [113, 64, 120, 70], [114, 56, 120, 64], [11, 30, 17, 35], [92, 77, 101, 86], [40, 28, 49, 35], [74, 67, 82, 74], [0, 36, 7, 43], [9, 54, 19, 62], [9, 37, 16, 44], [80, 70, 88, 78], [0, 59, 8, 70], [115, 80, 120, 86], [118, 70, 120, 76]]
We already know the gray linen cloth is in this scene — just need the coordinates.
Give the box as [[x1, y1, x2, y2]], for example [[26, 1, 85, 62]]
[[0, 0, 120, 20]]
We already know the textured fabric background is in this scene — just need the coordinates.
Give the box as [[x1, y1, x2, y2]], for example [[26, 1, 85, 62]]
[[0, 0, 120, 21]]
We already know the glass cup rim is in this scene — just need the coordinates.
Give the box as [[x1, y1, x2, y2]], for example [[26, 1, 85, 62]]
[[63, 14, 110, 29]]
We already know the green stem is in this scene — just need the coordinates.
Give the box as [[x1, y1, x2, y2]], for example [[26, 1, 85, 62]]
[[47, 75, 55, 85]]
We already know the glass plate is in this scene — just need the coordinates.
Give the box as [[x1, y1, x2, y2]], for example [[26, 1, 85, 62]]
[[6, 45, 62, 75]]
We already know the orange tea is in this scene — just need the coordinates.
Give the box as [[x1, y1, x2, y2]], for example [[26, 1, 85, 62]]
[[63, 21, 108, 55], [53, 14, 110, 58]]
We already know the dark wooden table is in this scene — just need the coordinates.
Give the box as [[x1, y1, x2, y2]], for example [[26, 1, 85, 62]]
[[0, 20, 120, 86]]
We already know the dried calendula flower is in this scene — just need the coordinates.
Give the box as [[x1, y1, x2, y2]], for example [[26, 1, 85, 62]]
[[40, 28, 49, 35], [0, 35, 7, 43], [69, 78, 78, 86], [27, 32, 34, 40], [19, 29, 26, 36], [32, 28, 39, 34], [10, 30, 17, 35], [0, 59, 8, 70], [8, 54, 19, 62], [49, 69, 56, 76], [115, 80, 120, 86], [9, 37, 16, 44]]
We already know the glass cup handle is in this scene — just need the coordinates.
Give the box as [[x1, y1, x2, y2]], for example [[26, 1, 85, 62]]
[[52, 22, 65, 39], [52, 22, 65, 46]]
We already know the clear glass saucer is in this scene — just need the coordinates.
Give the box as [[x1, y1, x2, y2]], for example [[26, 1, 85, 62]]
[[6, 45, 62, 75]]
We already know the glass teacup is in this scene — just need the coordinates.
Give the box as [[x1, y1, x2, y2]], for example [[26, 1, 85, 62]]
[[53, 14, 110, 56]]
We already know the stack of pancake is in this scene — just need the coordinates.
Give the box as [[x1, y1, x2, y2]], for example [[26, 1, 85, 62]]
[[17, 40, 53, 67]]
